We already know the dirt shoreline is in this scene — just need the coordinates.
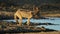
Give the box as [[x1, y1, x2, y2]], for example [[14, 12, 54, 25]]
[[16, 31, 60, 34], [3, 31, 60, 34]]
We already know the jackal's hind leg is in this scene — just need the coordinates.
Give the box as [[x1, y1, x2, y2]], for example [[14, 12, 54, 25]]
[[19, 18, 22, 26], [17, 16, 22, 26], [14, 15, 19, 24]]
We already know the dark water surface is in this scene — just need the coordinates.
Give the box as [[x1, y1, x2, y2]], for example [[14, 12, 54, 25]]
[[3, 17, 60, 30]]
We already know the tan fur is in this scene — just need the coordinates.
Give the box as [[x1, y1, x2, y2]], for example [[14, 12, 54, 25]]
[[14, 7, 39, 26], [14, 9, 32, 26]]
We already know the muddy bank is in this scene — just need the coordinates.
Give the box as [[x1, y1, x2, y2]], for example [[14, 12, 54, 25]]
[[0, 25, 57, 33], [0, 21, 58, 33]]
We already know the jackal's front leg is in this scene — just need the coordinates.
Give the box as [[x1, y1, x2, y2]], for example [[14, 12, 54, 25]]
[[17, 16, 22, 26], [27, 18, 30, 26]]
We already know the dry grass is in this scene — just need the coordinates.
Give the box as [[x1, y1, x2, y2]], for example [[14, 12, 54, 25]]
[[0, 11, 15, 16], [42, 14, 60, 17]]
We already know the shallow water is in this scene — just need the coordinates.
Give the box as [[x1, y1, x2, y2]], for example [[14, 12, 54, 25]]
[[3, 17, 60, 30]]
